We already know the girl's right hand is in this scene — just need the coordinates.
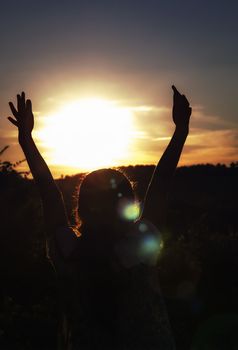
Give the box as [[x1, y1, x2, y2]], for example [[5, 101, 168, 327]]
[[8, 92, 34, 137], [172, 85, 192, 132]]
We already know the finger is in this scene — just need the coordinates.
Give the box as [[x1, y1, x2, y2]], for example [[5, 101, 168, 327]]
[[17, 92, 25, 112], [172, 85, 181, 96], [9, 102, 19, 118], [21, 91, 26, 107], [26, 99, 32, 113], [182, 94, 190, 106], [8, 117, 19, 127], [172, 85, 177, 92]]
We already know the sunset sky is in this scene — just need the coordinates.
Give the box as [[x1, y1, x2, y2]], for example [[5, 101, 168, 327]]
[[0, 0, 237, 177]]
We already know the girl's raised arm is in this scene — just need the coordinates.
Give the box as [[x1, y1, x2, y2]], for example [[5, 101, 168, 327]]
[[8, 92, 68, 235], [141, 86, 192, 231]]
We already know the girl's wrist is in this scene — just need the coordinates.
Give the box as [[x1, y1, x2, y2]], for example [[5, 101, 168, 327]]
[[19, 131, 33, 145], [175, 125, 189, 135]]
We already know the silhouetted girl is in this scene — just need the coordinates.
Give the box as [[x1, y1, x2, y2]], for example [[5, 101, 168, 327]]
[[8, 86, 191, 349]]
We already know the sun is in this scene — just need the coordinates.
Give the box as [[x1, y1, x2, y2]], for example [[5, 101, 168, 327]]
[[36, 98, 134, 171]]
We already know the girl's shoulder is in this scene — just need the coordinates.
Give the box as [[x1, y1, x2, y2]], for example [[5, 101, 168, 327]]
[[47, 225, 81, 265]]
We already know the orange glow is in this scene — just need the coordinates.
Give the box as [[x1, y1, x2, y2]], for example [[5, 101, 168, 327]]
[[35, 98, 135, 171]]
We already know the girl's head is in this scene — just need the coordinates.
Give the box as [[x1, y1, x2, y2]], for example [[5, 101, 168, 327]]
[[78, 168, 136, 231]]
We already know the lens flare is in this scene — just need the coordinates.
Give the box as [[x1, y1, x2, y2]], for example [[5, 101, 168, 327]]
[[139, 234, 161, 256], [121, 202, 140, 221], [137, 222, 163, 265], [138, 222, 148, 232], [115, 219, 163, 268], [110, 177, 117, 189]]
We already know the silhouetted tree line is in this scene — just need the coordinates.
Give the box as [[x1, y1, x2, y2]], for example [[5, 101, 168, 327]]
[[0, 148, 238, 349]]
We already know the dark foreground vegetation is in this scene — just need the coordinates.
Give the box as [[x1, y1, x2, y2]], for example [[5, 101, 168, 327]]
[[1, 148, 238, 349]]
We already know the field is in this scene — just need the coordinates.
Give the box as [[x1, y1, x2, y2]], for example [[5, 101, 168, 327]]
[[0, 160, 237, 349]]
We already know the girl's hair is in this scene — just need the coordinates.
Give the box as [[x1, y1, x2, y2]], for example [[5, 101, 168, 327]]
[[77, 168, 135, 229]]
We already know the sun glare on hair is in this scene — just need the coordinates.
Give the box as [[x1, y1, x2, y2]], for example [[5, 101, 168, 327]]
[[36, 99, 134, 171]]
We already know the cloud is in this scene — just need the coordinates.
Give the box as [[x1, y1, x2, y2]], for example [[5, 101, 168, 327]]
[[191, 105, 235, 131], [183, 129, 238, 164], [131, 105, 172, 140], [129, 102, 238, 166], [0, 100, 237, 177]]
